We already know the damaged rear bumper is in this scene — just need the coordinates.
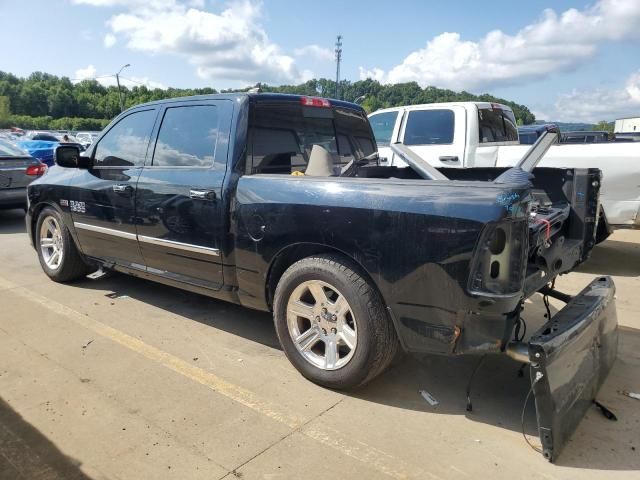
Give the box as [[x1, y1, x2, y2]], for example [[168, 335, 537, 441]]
[[527, 276, 618, 462]]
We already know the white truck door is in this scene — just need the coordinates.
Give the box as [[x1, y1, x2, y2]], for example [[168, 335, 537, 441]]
[[396, 105, 467, 168]]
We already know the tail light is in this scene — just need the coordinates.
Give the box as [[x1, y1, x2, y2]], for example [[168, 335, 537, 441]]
[[26, 163, 48, 176], [469, 220, 528, 296], [300, 96, 331, 108]]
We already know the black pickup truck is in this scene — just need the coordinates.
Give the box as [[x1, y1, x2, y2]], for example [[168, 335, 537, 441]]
[[26, 93, 617, 461]]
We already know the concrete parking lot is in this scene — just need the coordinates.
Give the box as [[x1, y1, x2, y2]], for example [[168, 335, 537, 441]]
[[0, 207, 638, 480]]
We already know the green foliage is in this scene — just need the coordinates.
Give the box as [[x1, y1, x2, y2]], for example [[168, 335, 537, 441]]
[[592, 120, 614, 134], [0, 70, 536, 127], [0, 114, 109, 130], [0, 96, 10, 118], [254, 78, 536, 125]]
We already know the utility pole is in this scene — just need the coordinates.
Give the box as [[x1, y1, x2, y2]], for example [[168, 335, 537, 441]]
[[115, 63, 131, 112], [334, 35, 342, 100]]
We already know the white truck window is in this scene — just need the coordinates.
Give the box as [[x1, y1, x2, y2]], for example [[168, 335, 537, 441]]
[[404, 109, 454, 145], [369, 111, 398, 147], [478, 107, 518, 143]]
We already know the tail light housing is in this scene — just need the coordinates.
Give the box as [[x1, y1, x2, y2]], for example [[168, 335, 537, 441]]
[[26, 163, 48, 176], [469, 220, 528, 296], [300, 96, 331, 108]]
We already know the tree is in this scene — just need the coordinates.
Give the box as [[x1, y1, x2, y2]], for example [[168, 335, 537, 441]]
[[0, 69, 537, 126], [592, 120, 614, 134]]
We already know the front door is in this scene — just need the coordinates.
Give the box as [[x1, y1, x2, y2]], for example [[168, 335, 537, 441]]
[[134, 100, 233, 290], [69, 108, 158, 268]]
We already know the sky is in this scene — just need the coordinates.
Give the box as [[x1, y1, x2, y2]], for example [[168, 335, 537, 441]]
[[0, 0, 639, 123]]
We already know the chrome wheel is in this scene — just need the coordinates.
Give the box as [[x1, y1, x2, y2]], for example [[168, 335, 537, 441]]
[[39, 216, 64, 270], [286, 280, 357, 370]]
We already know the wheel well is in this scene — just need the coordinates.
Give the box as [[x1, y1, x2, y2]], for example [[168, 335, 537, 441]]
[[30, 203, 48, 246], [265, 243, 375, 310]]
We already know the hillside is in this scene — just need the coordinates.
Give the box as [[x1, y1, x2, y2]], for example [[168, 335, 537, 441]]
[[0, 71, 536, 130]]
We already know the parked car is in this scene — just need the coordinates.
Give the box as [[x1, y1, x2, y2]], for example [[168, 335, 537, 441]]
[[0, 139, 47, 209], [369, 102, 640, 240], [561, 131, 610, 143], [17, 136, 84, 166], [26, 93, 616, 462], [517, 124, 558, 144], [74, 131, 100, 148], [614, 116, 640, 134]]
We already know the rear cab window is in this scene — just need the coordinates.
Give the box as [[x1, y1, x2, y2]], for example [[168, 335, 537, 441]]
[[478, 106, 518, 144], [403, 109, 454, 145], [248, 101, 375, 176]]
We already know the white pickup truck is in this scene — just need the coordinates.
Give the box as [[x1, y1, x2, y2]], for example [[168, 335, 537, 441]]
[[369, 102, 640, 239]]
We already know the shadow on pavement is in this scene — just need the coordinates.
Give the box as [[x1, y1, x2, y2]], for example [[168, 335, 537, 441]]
[[73, 271, 281, 351], [0, 396, 92, 480], [0, 209, 27, 235], [72, 270, 640, 471], [577, 239, 640, 277]]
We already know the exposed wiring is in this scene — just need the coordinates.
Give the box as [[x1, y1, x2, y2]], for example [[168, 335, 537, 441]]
[[514, 316, 527, 342], [535, 218, 552, 242], [543, 295, 551, 320], [521, 377, 543, 454]]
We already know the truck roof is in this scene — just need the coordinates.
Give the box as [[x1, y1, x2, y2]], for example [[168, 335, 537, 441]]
[[129, 92, 365, 112], [370, 101, 514, 115]]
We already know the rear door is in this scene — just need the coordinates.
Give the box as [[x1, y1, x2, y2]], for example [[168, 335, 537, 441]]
[[398, 106, 467, 168], [134, 99, 233, 290], [69, 108, 158, 268]]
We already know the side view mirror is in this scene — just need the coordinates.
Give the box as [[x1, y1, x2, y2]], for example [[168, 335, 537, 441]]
[[55, 145, 90, 168]]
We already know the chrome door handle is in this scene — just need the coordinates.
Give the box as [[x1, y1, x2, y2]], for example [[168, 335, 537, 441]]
[[439, 156, 459, 162], [189, 189, 216, 201], [112, 184, 133, 195]]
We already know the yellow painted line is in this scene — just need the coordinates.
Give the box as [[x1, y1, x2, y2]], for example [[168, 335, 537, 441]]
[[0, 275, 430, 480]]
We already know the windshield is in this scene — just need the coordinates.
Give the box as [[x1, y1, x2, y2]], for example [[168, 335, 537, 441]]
[[0, 139, 29, 157]]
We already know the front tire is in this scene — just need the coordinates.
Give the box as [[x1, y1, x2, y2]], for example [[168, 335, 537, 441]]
[[273, 254, 398, 390], [35, 207, 91, 282]]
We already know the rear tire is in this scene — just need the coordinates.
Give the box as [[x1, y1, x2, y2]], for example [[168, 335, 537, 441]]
[[35, 207, 91, 282], [273, 254, 398, 390]]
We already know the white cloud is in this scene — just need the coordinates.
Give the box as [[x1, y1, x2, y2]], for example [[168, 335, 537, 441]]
[[76, 0, 312, 86], [103, 33, 116, 48], [74, 64, 98, 81], [294, 45, 334, 62], [73, 64, 166, 89], [360, 0, 640, 91], [545, 70, 640, 123]]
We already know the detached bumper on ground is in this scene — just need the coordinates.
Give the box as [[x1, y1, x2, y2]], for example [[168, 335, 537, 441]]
[[529, 276, 618, 462]]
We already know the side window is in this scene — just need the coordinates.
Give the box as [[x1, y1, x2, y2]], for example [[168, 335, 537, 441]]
[[94, 109, 156, 167], [404, 109, 454, 145], [478, 108, 518, 143], [369, 111, 398, 147], [153, 105, 218, 167]]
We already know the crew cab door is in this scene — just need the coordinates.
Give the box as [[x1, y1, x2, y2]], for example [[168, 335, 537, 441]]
[[69, 108, 158, 268], [396, 106, 467, 168], [134, 99, 233, 290]]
